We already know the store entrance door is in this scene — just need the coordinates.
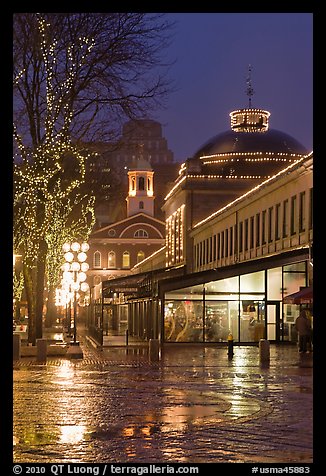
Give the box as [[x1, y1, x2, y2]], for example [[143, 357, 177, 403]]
[[266, 301, 281, 341]]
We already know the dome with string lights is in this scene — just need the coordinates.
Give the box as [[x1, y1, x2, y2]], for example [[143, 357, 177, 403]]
[[194, 127, 308, 157], [168, 67, 311, 217], [187, 67, 309, 180], [189, 108, 308, 180]]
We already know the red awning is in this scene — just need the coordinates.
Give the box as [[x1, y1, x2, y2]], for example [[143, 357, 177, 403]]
[[283, 286, 313, 304]]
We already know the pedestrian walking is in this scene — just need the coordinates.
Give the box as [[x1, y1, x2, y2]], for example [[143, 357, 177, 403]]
[[306, 310, 313, 352], [295, 309, 311, 353]]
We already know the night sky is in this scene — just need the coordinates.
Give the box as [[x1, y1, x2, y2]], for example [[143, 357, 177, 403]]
[[154, 13, 313, 162]]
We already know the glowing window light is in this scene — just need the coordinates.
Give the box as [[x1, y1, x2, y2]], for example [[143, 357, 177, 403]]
[[133, 246, 166, 268]]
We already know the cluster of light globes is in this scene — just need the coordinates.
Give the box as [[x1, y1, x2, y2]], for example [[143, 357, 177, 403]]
[[61, 242, 90, 293]]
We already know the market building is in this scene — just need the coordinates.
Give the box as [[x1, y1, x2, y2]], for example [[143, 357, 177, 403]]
[[88, 94, 313, 346]]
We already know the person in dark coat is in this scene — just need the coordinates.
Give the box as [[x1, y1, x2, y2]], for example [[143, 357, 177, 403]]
[[295, 309, 312, 353]]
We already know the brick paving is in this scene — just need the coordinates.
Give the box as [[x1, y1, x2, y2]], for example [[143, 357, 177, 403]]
[[13, 331, 313, 464]]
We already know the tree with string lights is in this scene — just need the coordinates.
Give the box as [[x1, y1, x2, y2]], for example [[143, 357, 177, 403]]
[[13, 138, 96, 343], [13, 13, 173, 344]]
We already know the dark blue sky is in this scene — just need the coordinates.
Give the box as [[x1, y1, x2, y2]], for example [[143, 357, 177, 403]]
[[154, 13, 313, 162]]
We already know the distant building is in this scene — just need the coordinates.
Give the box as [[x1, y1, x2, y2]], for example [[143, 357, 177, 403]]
[[87, 156, 165, 288], [112, 119, 174, 166], [86, 119, 177, 226]]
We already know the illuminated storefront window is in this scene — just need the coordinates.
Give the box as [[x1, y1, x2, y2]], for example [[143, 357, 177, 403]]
[[163, 264, 307, 344], [282, 261, 308, 343], [164, 272, 266, 343]]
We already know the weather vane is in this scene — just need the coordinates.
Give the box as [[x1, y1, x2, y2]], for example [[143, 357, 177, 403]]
[[246, 64, 255, 108]]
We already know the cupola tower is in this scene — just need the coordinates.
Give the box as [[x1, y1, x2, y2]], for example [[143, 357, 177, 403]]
[[126, 147, 155, 217]]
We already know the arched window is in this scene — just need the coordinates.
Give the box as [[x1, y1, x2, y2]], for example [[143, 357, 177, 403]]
[[139, 176, 145, 190], [139, 201, 144, 210], [134, 229, 148, 238], [137, 251, 145, 263], [108, 251, 116, 268], [93, 251, 101, 268], [122, 251, 130, 268]]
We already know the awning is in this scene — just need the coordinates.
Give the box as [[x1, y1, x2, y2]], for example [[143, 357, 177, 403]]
[[102, 273, 151, 299], [283, 286, 313, 305]]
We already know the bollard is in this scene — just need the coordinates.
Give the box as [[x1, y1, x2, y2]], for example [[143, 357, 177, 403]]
[[149, 338, 160, 361], [36, 338, 47, 363], [227, 333, 234, 358], [13, 334, 21, 360], [259, 339, 270, 364]]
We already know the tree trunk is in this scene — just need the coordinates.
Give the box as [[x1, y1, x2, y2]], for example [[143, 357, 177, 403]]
[[23, 264, 36, 345], [45, 286, 57, 328], [15, 300, 21, 322], [35, 239, 47, 340]]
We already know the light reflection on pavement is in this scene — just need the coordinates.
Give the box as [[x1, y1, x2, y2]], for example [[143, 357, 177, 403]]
[[13, 342, 313, 463]]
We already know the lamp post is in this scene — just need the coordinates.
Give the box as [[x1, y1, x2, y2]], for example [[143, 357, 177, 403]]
[[55, 286, 72, 336], [62, 241, 89, 359]]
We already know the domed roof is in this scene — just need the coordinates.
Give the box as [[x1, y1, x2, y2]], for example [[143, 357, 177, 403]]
[[194, 128, 308, 158], [131, 156, 153, 171]]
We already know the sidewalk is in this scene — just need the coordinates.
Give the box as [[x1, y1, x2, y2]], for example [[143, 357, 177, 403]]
[[13, 326, 313, 464], [15, 323, 313, 370], [101, 332, 148, 347]]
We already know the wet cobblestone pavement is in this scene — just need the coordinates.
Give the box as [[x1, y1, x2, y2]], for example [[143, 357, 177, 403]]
[[13, 334, 313, 464]]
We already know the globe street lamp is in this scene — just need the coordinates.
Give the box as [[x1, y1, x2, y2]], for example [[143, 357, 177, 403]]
[[63, 241, 89, 359]]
